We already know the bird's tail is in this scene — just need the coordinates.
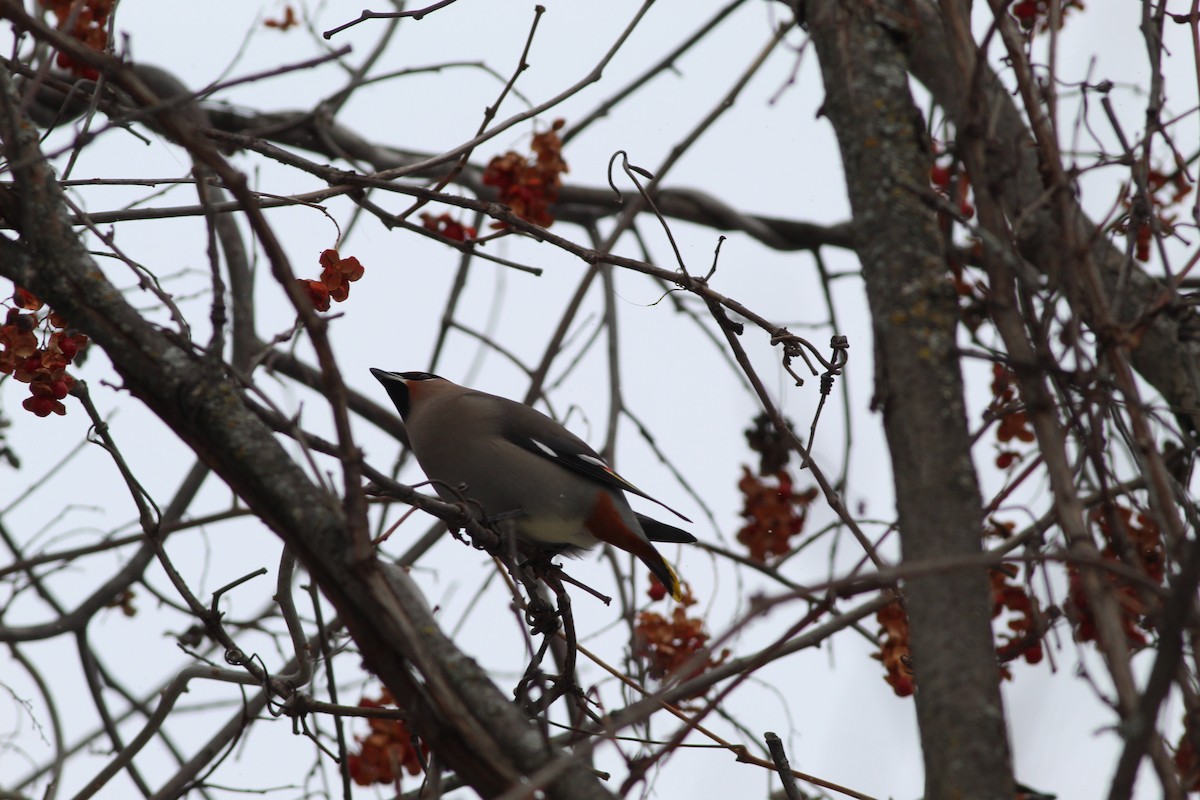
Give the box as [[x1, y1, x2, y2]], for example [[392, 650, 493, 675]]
[[636, 513, 698, 544], [643, 551, 684, 602]]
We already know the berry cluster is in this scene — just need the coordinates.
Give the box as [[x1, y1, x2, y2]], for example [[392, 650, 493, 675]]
[[346, 689, 425, 787], [1118, 165, 1193, 263], [1010, 0, 1085, 32], [1, 287, 87, 417], [929, 152, 975, 221], [1066, 503, 1164, 648], [989, 363, 1035, 470], [735, 466, 819, 563], [991, 566, 1044, 669], [295, 248, 365, 312], [874, 600, 914, 697], [482, 119, 569, 229], [263, 4, 299, 30], [420, 212, 477, 242], [635, 583, 728, 691], [1176, 718, 1200, 793], [40, 0, 113, 79]]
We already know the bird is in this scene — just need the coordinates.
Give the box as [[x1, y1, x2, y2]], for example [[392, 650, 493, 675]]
[[370, 369, 696, 600]]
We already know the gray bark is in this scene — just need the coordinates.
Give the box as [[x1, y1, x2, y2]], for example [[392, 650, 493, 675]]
[[807, 2, 1016, 797]]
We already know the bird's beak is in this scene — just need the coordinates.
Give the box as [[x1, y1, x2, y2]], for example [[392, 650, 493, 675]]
[[370, 368, 412, 419]]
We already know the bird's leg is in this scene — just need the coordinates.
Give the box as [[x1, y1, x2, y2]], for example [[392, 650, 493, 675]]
[[519, 572, 561, 636], [508, 542, 563, 637], [540, 565, 588, 720], [486, 508, 526, 524], [486, 526, 554, 717], [425, 479, 498, 549], [508, 549, 591, 718]]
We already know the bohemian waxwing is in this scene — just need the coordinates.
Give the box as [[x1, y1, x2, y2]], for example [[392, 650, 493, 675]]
[[370, 369, 695, 600]]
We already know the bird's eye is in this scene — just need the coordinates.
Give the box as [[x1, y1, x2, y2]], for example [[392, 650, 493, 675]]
[[399, 371, 441, 381]]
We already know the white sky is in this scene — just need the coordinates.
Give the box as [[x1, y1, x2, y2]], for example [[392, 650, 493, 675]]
[[2, 2, 1197, 799]]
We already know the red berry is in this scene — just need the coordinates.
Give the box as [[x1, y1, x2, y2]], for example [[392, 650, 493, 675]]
[[22, 395, 58, 417]]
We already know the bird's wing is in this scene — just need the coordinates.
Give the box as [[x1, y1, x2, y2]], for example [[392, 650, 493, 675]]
[[496, 399, 692, 523]]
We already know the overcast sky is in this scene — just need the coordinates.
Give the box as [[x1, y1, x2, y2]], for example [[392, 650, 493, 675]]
[[2, 2, 1197, 799]]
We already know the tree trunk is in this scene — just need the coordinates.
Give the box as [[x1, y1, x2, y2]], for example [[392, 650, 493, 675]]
[[808, 2, 1015, 797]]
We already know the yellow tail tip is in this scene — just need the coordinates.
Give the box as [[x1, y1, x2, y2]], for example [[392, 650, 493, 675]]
[[664, 561, 684, 602]]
